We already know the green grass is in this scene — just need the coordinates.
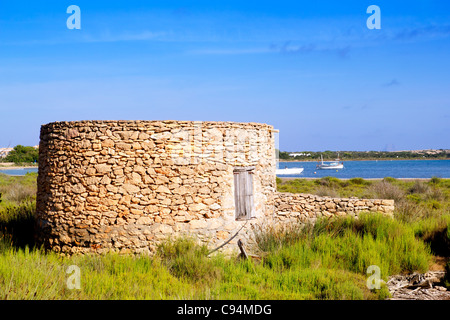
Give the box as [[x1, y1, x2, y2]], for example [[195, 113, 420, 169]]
[[0, 172, 37, 249], [0, 247, 197, 299], [0, 213, 437, 300], [0, 174, 448, 300], [277, 176, 378, 198], [258, 214, 431, 275], [0, 235, 392, 300]]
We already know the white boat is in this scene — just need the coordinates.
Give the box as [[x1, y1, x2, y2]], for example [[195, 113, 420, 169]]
[[316, 154, 344, 170], [276, 167, 304, 175]]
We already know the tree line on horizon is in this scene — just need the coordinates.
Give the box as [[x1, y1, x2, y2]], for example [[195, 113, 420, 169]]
[[277, 150, 450, 161], [0, 145, 39, 164]]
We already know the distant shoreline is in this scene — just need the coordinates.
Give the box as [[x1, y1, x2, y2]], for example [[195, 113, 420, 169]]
[[278, 177, 440, 181], [0, 165, 38, 170], [279, 158, 449, 162]]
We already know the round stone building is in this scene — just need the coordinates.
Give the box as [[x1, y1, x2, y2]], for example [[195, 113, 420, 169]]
[[36, 120, 277, 254]]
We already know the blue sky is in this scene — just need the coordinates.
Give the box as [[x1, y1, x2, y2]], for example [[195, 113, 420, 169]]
[[0, 1, 449, 151]]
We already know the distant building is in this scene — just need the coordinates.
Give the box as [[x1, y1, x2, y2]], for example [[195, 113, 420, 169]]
[[0, 148, 13, 158], [288, 152, 311, 157]]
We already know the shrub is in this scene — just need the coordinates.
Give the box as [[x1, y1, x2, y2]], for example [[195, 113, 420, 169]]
[[429, 176, 442, 185], [315, 176, 342, 188], [367, 180, 405, 202], [314, 186, 339, 198], [409, 181, 431, 194], [428, 200, 442, 210], [406, 194, 421, 204], [349, 177, 369, 185], [2, 145, 38, 164], [383, 177, 397, 184]]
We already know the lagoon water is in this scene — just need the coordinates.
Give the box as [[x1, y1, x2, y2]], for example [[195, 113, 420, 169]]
[[1, 160, 449, 179], [0, 167, 38, 176], [278, 159, 450, 179]]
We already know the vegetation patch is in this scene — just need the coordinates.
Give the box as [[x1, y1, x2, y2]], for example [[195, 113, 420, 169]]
[[0, 174, 449, 299], [0, 145, 38, 164]]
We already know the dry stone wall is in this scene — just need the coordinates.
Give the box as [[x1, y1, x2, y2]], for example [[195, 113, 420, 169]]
[[274, 193, 394, 224]]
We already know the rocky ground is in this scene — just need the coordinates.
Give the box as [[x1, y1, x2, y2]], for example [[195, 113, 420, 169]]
[[387, 271, 449, 300]]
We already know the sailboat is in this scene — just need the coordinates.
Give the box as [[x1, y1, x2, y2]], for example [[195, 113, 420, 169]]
[[316, 154, 344, 170]]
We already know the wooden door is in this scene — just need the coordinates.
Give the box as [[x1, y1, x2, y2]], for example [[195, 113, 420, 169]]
[[234, 167, 255, 220]]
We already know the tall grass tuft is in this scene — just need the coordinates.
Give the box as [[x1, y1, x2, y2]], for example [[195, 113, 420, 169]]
[[0, 202, 36, 249], [366, 180, 405, 202], [409, 180, 431, 194], [412, 214, 450, 256], [255, 213, 432, 276], [156, 237, 224, 284], [252, 222, 310, 253]]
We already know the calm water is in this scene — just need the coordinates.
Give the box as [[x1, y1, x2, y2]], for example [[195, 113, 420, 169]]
[[0, 167, 38, 176], [1, 160, 449, 179], [278, 159, 450, 179]]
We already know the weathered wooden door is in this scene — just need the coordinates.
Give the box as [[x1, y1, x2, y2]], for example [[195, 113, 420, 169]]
[[234, 167, 255, 220]]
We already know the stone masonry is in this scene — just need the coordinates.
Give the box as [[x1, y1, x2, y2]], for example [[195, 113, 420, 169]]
[[274, 193, 394, 224], [36, 120, 277, 254], [35, 120, 394, 255]]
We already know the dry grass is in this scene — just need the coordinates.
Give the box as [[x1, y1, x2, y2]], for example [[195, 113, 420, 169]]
[[0, 173, 37, 205], [0, 183, 36, 204], [366, 180, 405, 202], [314, 186, 339, 198]]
